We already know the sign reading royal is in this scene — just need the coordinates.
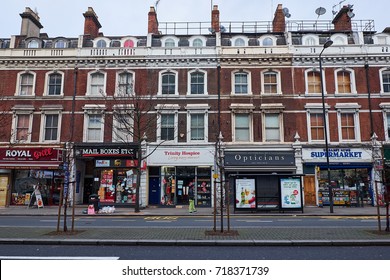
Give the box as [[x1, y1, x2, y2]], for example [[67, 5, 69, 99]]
[[225, 151, 295, 166], [303, 148, 371, 162], [0, 147, 60, 162]]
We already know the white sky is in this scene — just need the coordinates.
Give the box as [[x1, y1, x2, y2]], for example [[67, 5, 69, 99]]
[[0, 0, 388, 38]]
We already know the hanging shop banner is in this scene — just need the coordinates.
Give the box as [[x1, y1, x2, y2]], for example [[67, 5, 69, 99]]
[[235, 178, 256, 209], [280, 178, 302, 209]]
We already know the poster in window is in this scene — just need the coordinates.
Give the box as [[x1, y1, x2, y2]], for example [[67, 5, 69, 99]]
[[235, 178, 256, 209], [280, 178, 302, 208]]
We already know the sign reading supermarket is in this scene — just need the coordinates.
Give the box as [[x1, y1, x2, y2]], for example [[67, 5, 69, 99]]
[[302, 148, 371, 162]]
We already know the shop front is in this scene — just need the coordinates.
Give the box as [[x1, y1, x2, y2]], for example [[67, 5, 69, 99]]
[[302, 147, 373, 207], [224, 149, 301, 212], [74, 144, 141, 206], [0, 147, 63, 206], [147, 146, 214, 207]]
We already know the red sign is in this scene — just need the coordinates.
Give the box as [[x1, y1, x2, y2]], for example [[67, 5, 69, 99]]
[[0, 147, 62, 169]]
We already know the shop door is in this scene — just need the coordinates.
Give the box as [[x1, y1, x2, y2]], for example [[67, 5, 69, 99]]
[[0, 175, 9, 206], [149, 177, 160, 205], [304, 175, 316, 206]]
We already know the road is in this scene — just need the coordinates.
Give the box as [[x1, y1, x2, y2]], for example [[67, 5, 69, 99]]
[[0, 215, 386, 229]]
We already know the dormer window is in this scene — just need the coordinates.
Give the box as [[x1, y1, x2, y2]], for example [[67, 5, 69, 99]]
[[28, 40, 39, 48], [193, 38, 203, 47], [234, 38, 245, 46], [164, 38, 175, 48], [54, 40, 66, 48], [124, 39, 135, 48]]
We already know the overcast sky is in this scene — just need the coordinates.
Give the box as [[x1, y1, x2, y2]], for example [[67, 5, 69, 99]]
[[0, 0, 388, 38]]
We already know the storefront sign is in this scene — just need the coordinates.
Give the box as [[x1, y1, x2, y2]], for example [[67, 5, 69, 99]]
[[225, 151, 295, 166], [280, 178, 302, 209], [0, 147, 62, 169], [302, 148, 371, 162], [76, 147, 136, 158], [148, 147, 214, 165]]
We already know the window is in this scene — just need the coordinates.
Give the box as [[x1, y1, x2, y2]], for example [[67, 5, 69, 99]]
[[262, 37, 273, 46], [18, 73, 34, 96], [306, 70, 321, 94], [161, 72, 176, 95], [234, 72, 248, 94], [54, 40, 66, 48], [190, 71, 205, 94], [190, 114, 204, 141], [192, 38, 203, 47], [86, 114, 103, 142], [381, 70, 390, 93], [96, 39, 107, 48], [117, 72, 134, 95], [28, 40, 39, 48], [164, 38, 175, 48], [160, 114, 175, 141], [234, 38, 245, 46], [43, 114, 59, 141], [15, 114, 30, 142], [386, 113, 390, 140], [124, 39, 134, 48], [89, 72, 105, 95], [234, 114, 250, 141], [340, 113, 356, 140], [264, 113, 280, 142], [337, 70, 352, 93], [112, 111, 133, 142], [262, 71, 278, 94], [310, 113, 325, 141], [48, 73, 62, 95]]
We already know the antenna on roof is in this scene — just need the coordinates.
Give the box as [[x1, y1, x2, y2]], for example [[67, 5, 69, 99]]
[[314, 7, 326, 29], [155, 0, 161, 12], [282, 7, 291, 18]]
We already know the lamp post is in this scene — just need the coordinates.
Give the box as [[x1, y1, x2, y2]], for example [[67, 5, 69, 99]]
[[319, 39, 333, 213]]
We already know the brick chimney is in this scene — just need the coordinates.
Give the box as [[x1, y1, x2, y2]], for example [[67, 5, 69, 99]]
[[83, 7, 102, 39], [20, 7, 43, 37], [272, 4, 285, 32], [211, 5, 220, 33], [332, 5, 352, 31], [148, 6, 159, 34]]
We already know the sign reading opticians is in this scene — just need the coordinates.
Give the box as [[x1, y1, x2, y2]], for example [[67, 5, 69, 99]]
[[225, 151, 295, 166], [302, 148, 371, 162]]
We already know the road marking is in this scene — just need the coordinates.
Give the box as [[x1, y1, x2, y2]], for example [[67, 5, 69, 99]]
[[237, 220, 273, 223], [144, 216, 178, 220], [111, 219, 136, 222], [0, 256, 119, 260], [277, 219, 303, 222]]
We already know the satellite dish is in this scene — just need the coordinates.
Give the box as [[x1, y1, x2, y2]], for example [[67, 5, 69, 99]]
[[282, 7, 291, 18], [220, 25, 226, 33], [315, 7, 326, 16], [347, 11, 355, 18]]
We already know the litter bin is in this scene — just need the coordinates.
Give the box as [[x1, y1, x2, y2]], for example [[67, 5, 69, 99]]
[[89, 194, 100, 212]]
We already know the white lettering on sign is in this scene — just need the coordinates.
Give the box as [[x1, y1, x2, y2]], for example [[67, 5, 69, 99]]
[[5, 150, 32, 157]]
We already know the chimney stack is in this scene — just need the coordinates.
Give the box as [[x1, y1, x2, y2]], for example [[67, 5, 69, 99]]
[[272, 4, 285, 32], [83, 7, 102, 39], [211, 5, 220, 33], [332, 5, 353, 31], [20, 7, 43, 38], [148, 6, 159, 34]]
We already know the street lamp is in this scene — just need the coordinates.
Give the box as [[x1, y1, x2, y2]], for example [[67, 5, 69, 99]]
[[319, 39, 333, 213]]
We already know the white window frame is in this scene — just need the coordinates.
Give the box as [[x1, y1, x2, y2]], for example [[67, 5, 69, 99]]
[[27, 39, 40, 48], [230, 104, 255, 143], [83, 105, 106, 142], [11, 107, 34, 143], [379, 68, 390, 95], [39, 106, 62, 143], [162, 36, 179, 48], [155, 104, 180, 143], [232, 36, 248, 47], [334, 68, 357, 96], [187, 69, 207, 95], [260, 104, 284, 143], [380, 103, 390, 141], [231, 70, 252, 95], [259, 35, 277, 46], [158, 70, 179, 96], [121, 37, 138, 47], [335, 103, 361, 142], [44, 71, 64, 96], [302, 34, 319, 46], [115, 70, 135, 96], [261, 69, 281, 95], [94, 37, 110, 48], [87, 70, 107, 96], [305, 68, 325, 95], [15, 71, 36, 96], [185, 104, 210, 143], [112, 104, 134, 143], [305, 103, 330, 143], [330, 34, 348, 45], [54, 39, 67, 48], [189, 36, 206, 47]]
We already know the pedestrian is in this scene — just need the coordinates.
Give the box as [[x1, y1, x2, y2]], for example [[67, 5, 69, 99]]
[[188, 183, 197, 213]]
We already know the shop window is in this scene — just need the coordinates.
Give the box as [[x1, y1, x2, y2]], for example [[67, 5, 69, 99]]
[[386, 113, 390, 140], [43, 114, 59, 141]]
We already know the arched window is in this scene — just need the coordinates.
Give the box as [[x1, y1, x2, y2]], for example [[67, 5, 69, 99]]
[[306, 70, 321, 94], [118, 72, 134, 95], [161, 72, 176, 94], [54, 40, 66, 48], [262, 37, 273, 46], [337, 70, 352, 93], [234, 38, 245, 46], [28, 40, 39, 48], [19, 73, 34, 95], [164, 38, 175, 48], [124, 39, 134, 48], [193, 38, 203, 47], [96, 39, 107, 48]]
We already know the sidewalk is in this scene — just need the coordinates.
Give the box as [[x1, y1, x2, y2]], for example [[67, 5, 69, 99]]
[[1, 205, 389, 246]]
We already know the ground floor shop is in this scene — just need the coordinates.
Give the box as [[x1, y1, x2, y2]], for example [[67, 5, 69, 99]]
[[302, 147, 375, 207], [0, 147, 63, 207], [224, 149, 302, 212], [146, 146, 214, 207]]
